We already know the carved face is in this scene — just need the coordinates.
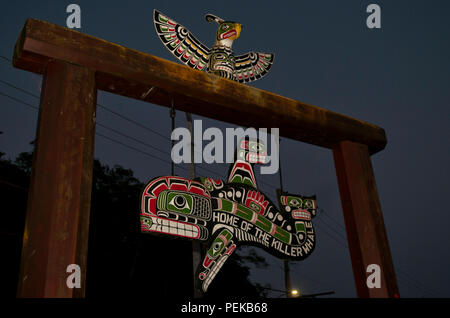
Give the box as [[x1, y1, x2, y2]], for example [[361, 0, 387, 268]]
[[280, 195, 317, 221], [279, 194, 317, 245], [209, 50, 235, 75], [140, 176, 211, 240], [217, 22, 241, 41], [207, 229, 232, 259], [237, 139, 267, 164]]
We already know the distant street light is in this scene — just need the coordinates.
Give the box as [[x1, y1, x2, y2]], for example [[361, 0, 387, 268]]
[[260, 286, 334, 298], [290, 289, 300, 298]]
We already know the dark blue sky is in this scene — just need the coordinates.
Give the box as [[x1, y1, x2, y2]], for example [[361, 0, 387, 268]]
[[0, 0, 449, 297]]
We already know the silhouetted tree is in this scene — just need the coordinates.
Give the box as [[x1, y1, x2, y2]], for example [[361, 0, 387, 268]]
[[0, 152, 30, 298], [0, 150, 270, 298]]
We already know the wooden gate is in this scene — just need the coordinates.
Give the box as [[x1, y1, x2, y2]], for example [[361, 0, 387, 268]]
[[13, 19, 398, 298]]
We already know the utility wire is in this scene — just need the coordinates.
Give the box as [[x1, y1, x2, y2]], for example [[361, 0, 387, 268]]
[[95, 132, 203, 176], [314, 207, 445, 297], [3, 89, 437, 297], [96, 123, 168, 157], [0, 73, 282, 191], [318, 207, 346, 232], [314, 221, 348, 249], [0, 54, 277, 190], [0, 79, 40, 99], [0, 77, 231, 178], [96, 102, 170, 142], [273, 263, 337, 295], [0, 88, 173, 171], [0, 91, 38, 111], [0, 79, 225, 179], [397, 267, 444, 297], [314, 214, 349, 248], [1, 59, 443, 297], [0, 88, 229, 181], [0, 55, 11, 62], [396, 272, 435, 297], [1, 84, 347, 294], [0, 70, 171, 143]]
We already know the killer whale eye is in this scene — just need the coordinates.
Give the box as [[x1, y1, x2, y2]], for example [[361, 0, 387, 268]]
[[304, 200, 313, 208], [213, 241, 223, 255], [174, 195, 187, 208], [289, 198, 301, 207], [168, 193, 191, 213], [298, 232, 305, 242]]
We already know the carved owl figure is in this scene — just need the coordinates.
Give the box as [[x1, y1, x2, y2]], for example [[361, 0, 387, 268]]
[[153, 9, 274, 83]]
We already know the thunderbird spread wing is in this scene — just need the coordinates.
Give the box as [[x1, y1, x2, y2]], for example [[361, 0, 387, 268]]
[[154, 10, 210, 71], [233, 52, 274, 83]]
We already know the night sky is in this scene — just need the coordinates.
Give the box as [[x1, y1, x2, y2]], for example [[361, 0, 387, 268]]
[[0, 0, 449, 297]]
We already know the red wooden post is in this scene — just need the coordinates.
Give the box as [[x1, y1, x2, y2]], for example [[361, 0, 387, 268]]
[[17, 60, 97, 298], [333, 141, 399, 298]]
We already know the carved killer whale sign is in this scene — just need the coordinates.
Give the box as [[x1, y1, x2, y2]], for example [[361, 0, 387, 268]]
[[140, 139, 318, 292]]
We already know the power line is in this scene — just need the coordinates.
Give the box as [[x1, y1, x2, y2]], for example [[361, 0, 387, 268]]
[[96, 123, 169, 157], [0, 75, 281, 192], [0, 77, 232, 181], [315, 209, 446, 297], [314, 214, 349, 248], [314, 208, 444, 297], [0, 72, 283, 192], [0, 88, 225, 180], [0, 179, 28, 192], [314, 221, 348, 249], [318, 207, 346, 232], [274, 263, 335, 293], [95, 132, 191, 174], [397, 267, 444, 297], [0, 70, 172, 144], [396, 273, 433, 297], [96, 102, 170, 142], [0, 79, 40, 99], [0, 79, 223, 178], [2, 64, 444, 298], [2, 85, 441, 299], [0, 88, 172, 168], [0, 86, 344, 293], [0, 55, 11, 62], [0, 91, 39, 110]]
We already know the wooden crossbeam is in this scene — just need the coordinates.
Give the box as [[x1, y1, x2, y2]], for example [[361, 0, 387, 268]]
[[14, 18, 386, 154]]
